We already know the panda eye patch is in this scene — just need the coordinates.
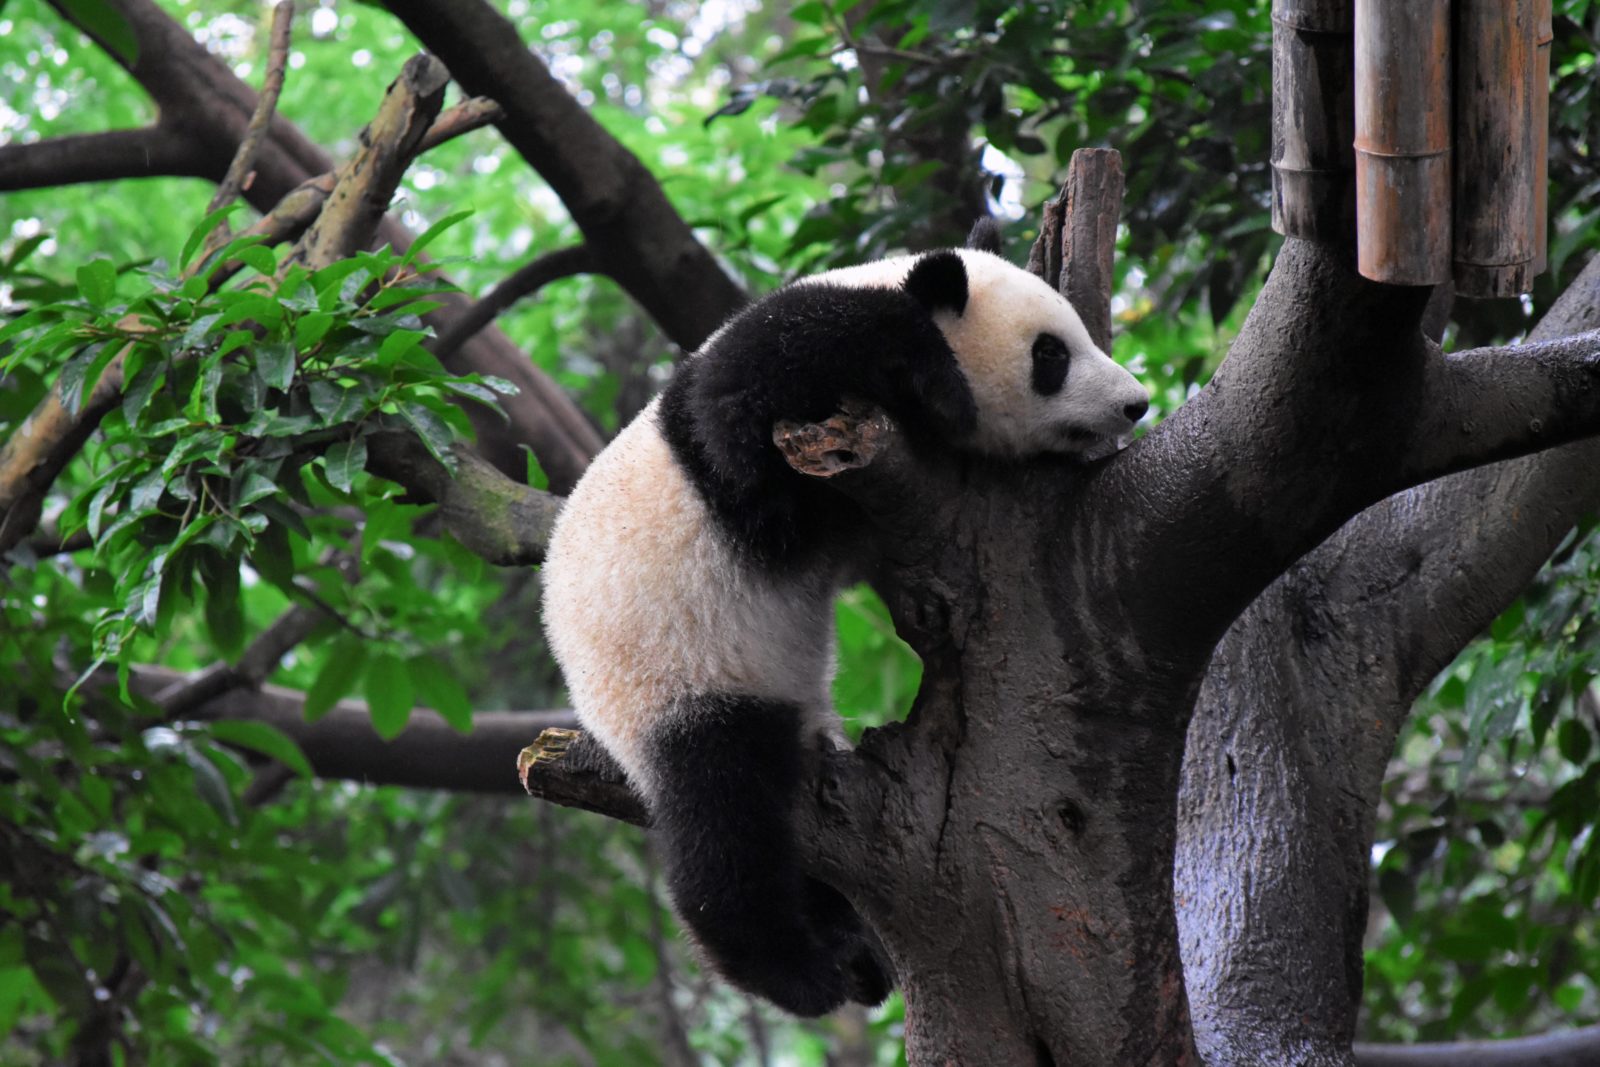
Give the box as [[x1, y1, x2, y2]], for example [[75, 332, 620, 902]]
[[1031, 334, 1070, 395]]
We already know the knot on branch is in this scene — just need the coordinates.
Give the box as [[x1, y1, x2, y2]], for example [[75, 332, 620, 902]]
[[773, 401, 895, 478]]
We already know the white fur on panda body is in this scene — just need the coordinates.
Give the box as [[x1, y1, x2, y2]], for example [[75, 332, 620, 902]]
[[540, 245, 1148, 1016]]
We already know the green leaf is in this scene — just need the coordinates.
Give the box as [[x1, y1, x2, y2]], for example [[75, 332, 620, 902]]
[[183, 746, 238, 826], [408, 657, 472, 732], [323, 437, 367, 494], [364, 651, 415, 740], [201, 557, 243, 656], [250, 520, 296, 593], [520, 444, 549, 491], [24, 936, 88, 1014], [1557, 718, 1593, 765], [305, 636, 367, 722], [235, 244, 278, 277], [231, 468, 279, 509], [255, 341, 296, 392], [75, 259, 117, 308], [179, 205, 239, 270], [3, 233, 49, 272], [57, 341, 116, 416], [295, 311, 336, 350], [401, 209, 473, 267], [397, 404, 457, 467], [207, 720, 314, 779], [120, 357, 165, 426]]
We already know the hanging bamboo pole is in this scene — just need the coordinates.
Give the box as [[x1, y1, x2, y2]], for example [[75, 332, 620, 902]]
[[1533, 0, 1553, 276], [1354, 0, 1451, 285], [1271, 0, 1355, 242], [1454, 0, 1538, 297]]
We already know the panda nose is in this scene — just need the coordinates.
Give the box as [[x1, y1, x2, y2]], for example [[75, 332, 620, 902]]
[[1124, 398, 1149, 423]]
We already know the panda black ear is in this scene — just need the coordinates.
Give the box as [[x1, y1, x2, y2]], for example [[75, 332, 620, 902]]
[[904, 251, 969, 317], [966, 217, 1003, 255]]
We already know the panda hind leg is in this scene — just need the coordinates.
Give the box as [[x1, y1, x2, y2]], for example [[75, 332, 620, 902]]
[[644, 693, 890, 1016]]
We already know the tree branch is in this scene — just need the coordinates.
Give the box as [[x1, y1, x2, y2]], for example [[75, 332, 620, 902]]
[[1354, 1024, 1600, 1067], [415, 96, 503, 154], [363, 433, 560, 566], [285, 54, 449, 270], [432, 244, 597, 361], [1401, 330, 1600, 484], [1026, 149, 1124, 353], [516, 728, 647, 823], [0, 125, 212, 191], [205, 0, 295, 216], [126, 665, 575, 795], [378, 0, 747, 352]]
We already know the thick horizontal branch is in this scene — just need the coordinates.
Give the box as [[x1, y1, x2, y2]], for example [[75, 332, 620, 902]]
[[1401, 329, 1600, 485], [365, 432, 560, 565], [128, 665, 573, 794], [1354, 1023, 1600, 1067], [0, 125, 212, 191], [432, 244, 597, 360]]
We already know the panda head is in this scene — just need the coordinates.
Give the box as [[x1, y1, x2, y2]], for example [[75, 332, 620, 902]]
[[902, 248, 1150, 456]]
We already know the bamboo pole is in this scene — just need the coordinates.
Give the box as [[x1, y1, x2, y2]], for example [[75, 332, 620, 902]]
[[1454, 0, 1537, 297], [1271, 0, 1355, 242], [1533, 0, 1553, 276], [1354, 0, 1451, 285]]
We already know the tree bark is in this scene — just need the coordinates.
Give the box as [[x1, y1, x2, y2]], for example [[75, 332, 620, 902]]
[[1177, 250, 1600, 1066]]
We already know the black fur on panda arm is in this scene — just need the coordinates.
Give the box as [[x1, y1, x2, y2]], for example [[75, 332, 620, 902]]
[[659, 266, 977, 571]]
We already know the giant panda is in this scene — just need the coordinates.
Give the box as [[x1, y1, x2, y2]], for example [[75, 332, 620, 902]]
[[540, 229, 1149, 1016]]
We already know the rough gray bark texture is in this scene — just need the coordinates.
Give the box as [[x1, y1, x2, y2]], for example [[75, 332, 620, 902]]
[[1176, 252, 1600, 1067]]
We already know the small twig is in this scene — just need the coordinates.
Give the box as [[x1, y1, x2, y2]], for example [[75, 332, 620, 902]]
[[432, 244, 595, 360], [203, 1, 296, 253], [416, 96, 504, 155]]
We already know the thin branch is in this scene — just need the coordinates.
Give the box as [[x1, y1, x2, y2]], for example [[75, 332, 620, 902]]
[[432, 244, 596, 361], [1353, 1023, 1600, 1067], [24, 528, 94, 558], [416, 96, 504, 154], [126, 664, 575, 795], [0, 125, 212, 191], [206, 0, 295, 215]]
